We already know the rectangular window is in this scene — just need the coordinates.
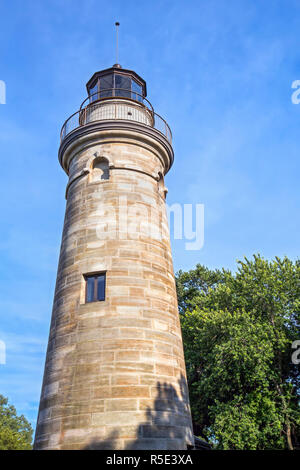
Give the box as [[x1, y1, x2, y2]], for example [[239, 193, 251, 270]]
[[85, 273, 106, 302]]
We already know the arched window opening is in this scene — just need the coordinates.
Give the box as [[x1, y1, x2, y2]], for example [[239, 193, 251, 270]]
[[92, 157, 110, 181], [158, 172, 167, 200]]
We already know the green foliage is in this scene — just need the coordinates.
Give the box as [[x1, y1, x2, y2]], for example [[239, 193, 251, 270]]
[[177, 255, 300, 450], [0, 395, 33, 450]]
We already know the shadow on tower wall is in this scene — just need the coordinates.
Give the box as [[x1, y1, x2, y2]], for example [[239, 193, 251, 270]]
[[84, 374, 194, 450]]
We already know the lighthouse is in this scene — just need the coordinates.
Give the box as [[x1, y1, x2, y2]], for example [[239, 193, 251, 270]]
[[34, 62, 194, 450]]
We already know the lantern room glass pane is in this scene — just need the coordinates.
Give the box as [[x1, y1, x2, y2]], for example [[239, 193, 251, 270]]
[[132, 80, 142, 102], [89, 81, 98, 102], [115, 74, 131, 98], [100, 74, 113, 98]]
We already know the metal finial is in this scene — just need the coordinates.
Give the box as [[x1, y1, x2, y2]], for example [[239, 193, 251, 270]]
[[115, 22, 120, 67]]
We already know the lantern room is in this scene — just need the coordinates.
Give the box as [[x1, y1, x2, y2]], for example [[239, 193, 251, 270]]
[[86, 64, 147, 103]]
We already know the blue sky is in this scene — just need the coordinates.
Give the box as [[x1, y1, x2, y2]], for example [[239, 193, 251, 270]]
[[0, 0, 299, 431]]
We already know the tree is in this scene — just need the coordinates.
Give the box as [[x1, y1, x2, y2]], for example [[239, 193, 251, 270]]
[[0, 395, 33, 450], [177, 255, 300, 450]]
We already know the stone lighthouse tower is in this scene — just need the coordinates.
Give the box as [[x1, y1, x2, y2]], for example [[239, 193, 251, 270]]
[[34, 63, 194, 450]]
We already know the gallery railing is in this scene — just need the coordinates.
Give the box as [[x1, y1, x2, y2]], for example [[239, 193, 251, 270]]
[[60, 89, 172, 144]]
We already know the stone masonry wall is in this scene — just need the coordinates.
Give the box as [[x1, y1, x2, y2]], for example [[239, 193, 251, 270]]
[[34, 130, 194, 450]]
